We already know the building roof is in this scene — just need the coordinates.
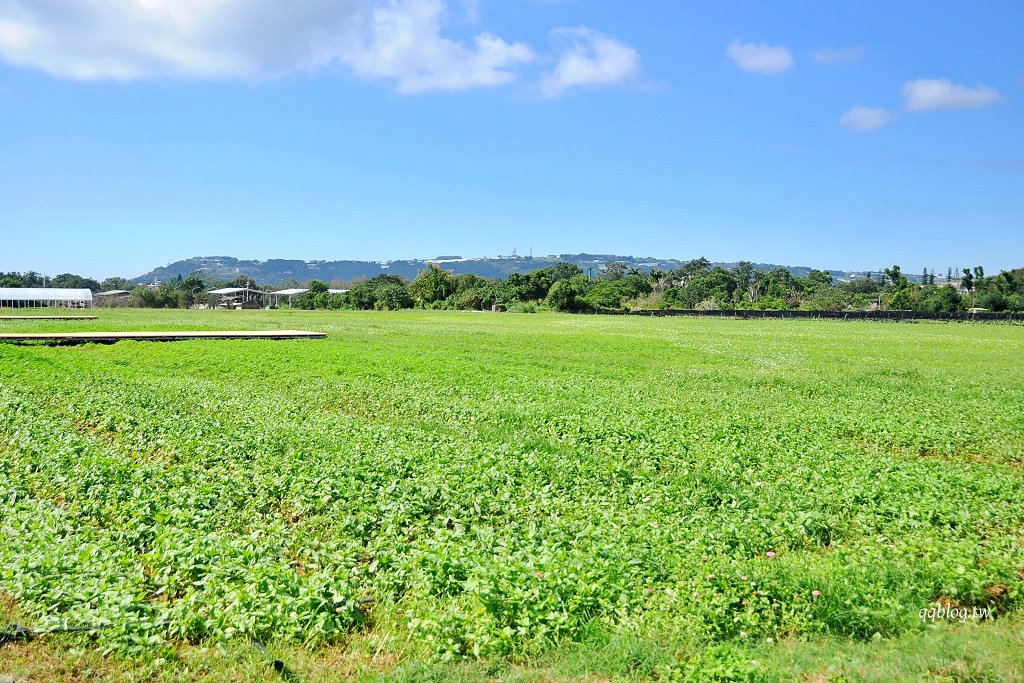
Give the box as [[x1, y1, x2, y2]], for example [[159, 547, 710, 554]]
[[0, 288, 93, 302], [270, 288, 348, 296], [208, 287, 268, 295], [95, 289, 130, 296]]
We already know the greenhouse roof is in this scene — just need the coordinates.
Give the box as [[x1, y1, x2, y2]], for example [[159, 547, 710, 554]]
[[0, 288, 93, 302]]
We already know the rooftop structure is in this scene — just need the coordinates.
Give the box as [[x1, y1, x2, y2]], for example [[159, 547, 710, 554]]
[[0, 288, 93, 309]]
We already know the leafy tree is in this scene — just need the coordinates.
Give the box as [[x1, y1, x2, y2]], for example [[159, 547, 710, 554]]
[[100, 277, 133, 291], [886, 287, 917, 310], [545, 275, 591, 312], [50, 273, 101, 291], [798, 287, 852, 312], [230, 274, 256, 288], [762, 268, 798, 305], [883, 265, 908, 292], [584, 275, 652, 310], [799, 269, 833, 295], [409, 263, 458, 306], [347, 275, 412, 310], [839, 277, 881, 295], [374, 283, 413, 310], [672, 257, 711, 286], [923, 285, 962, 312], [542, 262, 584, 283], [961, 269, 974, 293]]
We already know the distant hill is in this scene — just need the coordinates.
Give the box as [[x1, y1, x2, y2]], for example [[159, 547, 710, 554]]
[[133, 254, 871, 286]]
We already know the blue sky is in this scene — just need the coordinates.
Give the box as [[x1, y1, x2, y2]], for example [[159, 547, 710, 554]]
[[1, 0, 1021, 279]]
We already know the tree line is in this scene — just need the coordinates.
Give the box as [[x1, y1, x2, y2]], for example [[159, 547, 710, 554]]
[[3, 261, 1023, 313], [290, 260, 1024, 313]]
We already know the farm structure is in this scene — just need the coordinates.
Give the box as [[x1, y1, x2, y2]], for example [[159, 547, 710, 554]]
[[94, 289, 131, 306], [270, 288, 350, 306], [0, 287, 93, 309], [210, 287, 352, 308], [208, 287, 268, 309]]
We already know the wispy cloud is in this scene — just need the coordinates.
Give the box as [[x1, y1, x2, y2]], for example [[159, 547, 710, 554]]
[[839, 106, 894, 132], [0, 0, 535, 93], [901, 79, 1003, 111], [539, 27, 641, 97], [726, 41, 792, 74], [811, 46, 864, 65]]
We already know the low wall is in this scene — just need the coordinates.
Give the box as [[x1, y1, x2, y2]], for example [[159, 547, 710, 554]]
[[609, 309, 1021, 322]]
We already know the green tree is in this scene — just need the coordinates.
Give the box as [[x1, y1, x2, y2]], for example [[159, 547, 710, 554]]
[[923, 285, 962, 312], [542, 262, 584, 283], [374, 283, 413, 310], [961, 268, 974, 293], [799, 269, 833, 295], [545, 275, 591, 312], [886, 287, 917, 310], [50, 273, 101, 291], [409, 263, 458, 306], [584, 275, 651, 310]]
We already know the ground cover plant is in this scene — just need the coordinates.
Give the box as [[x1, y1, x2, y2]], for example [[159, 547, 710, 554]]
[[1, 309, 1023, 681]]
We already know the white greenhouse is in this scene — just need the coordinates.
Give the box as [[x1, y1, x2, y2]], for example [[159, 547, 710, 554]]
[[0, 288, 94, 309]]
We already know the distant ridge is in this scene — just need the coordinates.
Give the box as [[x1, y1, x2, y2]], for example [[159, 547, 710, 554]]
[[133, 254, 870, 286]]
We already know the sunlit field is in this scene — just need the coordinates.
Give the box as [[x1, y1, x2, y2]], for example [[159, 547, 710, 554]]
[[2, 309, 1023, 681]]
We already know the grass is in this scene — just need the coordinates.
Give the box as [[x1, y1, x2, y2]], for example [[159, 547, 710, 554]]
[[2, 308, 1023, 681]]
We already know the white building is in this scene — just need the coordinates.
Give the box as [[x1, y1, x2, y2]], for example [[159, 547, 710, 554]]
[[0, 288, 93, 309]]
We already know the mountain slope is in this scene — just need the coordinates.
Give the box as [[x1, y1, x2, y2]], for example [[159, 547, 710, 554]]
[[133, 254, 865, 285]]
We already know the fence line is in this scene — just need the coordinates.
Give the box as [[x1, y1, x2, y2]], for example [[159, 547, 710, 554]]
[[599, 309, 1022, 322]]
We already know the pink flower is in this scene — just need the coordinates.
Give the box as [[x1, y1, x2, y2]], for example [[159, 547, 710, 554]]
[[645, 588, 654, 594], [812, 590, 821, 597], [741, 575, 748, 581], [706, 574, 715, 580], [766, 551, 776, 558], [535, 572, 544, 579]]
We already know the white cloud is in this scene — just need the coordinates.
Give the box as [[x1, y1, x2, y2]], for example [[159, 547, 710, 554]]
[[811, 46, 864, 64], [839, 106, 894, 132], [539, 27, 641, 97], [344, 0, 533, 93], [901, 79, 1002, 111], [0, 0, 534, 92], [726, 41, 792, 74]]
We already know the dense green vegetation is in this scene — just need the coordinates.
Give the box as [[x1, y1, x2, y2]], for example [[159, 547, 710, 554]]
[[5, 259, 1024, 312], [286, 261, 1024, 313], [2, 310, 1023, 681], [278, 262, 1024, 315]]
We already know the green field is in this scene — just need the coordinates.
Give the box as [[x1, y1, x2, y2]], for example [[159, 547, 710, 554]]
[[2, 310, 1023, 681]]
